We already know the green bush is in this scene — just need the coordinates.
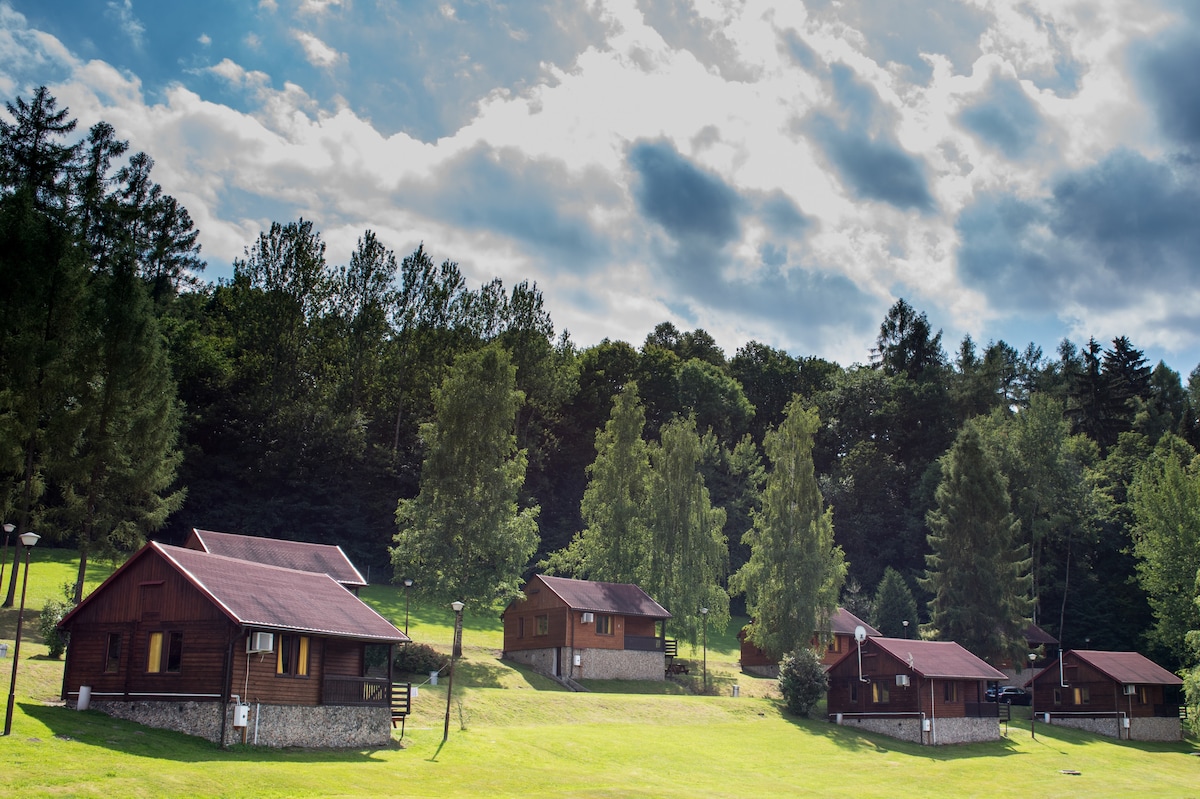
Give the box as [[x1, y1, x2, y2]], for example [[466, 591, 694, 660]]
[[38, 597, 74, 659], [394, 642, 450, 676], [778, 647, 827, 716]]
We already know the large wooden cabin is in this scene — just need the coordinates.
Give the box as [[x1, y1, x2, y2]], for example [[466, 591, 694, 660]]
[[58, 541, 408, 747]]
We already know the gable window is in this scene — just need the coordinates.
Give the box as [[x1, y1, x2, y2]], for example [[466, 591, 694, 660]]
[[104, 633, 122, 674], [595, 614, 613, 635], [535, 614, 549, 636], [277, 634, 310, 677], [943, 682, 958, 702], [146, 631, 183, 673], [872, 681, 890, 704]]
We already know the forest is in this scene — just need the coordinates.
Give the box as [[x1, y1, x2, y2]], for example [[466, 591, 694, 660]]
[[2, 89, 1199, 697]]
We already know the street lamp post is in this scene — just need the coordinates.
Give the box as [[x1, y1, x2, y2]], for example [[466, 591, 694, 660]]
[[4, 531, 40, 736], [1028, 652, 1038, 740], [403, 578, 414, 635], [700, 607, 708, 695], [902, 620, 909, 639], [443, 600, 465, 743], [0, 523, 14, 602]]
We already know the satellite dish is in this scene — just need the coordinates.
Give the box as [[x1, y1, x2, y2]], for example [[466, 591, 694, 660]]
[[854, 625, 867, 643]]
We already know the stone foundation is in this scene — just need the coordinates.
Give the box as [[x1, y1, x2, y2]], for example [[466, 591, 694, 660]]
[[741, 664, 779, 678], [87, 700, 392, 748], [504, 647, 665, 681], [1046, 714, 1181, 742], [833, 715, 999, 745]]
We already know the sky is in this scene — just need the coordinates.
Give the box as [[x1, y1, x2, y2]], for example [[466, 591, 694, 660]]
[[3, 0, 1200, 374]]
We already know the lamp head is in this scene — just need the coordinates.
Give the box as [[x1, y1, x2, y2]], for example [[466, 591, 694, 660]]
[[450, 600, 465, 612], [18, 531, 39, 548], [700, 607, 708, 615], [3, 523, 14, 534], [1029, 653, 1037, 663], [403, 578, 413, 587]]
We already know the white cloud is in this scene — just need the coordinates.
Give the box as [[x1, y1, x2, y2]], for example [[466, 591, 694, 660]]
[[198, 33, 211, 46], [291, 29, 344, 68], [299, 0, 342, 15], [104, 0, 145, 50]]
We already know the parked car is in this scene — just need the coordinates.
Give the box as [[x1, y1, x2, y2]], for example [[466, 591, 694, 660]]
[[987, 685, 1031, 705]]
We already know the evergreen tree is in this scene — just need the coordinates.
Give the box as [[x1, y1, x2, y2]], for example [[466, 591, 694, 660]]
[[733, 399, 846, 660], [391, 344, 539, 605], [872, 566, 919, 638], [644, 414, 730, 646], [921, 421, 1032, 663]]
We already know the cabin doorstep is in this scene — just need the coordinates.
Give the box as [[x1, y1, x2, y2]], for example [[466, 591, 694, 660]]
[[502, 575, 672, 683], [58, 538, 409, 748]]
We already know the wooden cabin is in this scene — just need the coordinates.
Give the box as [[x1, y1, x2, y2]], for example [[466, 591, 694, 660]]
[[58, 541, 409, 748], [502, 574, 671, 682], [184, 528, 368, 593], [1024, 649, 1184, 741], [826, 637, 1007, 745], [738, 607, 881, 676]]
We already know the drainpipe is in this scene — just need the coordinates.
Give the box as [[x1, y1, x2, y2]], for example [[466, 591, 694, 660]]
[[219, 633, 236, 748]]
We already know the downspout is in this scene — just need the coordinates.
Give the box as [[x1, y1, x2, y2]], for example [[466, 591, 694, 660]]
[[929, 678, 936, 745], [219, 632, 236, 749], [569, 608, 575, 681]]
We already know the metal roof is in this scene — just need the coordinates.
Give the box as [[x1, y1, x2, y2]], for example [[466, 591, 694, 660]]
[[869, 638, 1008, 680], [188, 528, 367, 587], [1065, 649, 1183, 686], [532, 574, 671, 619], [830, 607, 880, 637]]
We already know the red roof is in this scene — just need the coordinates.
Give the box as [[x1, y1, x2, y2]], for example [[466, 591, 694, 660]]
[[187, 528, 367, 587], [63, 542, 407, 644], [869, 638, 1008, 681], [1059, 650, 1182, 686], [1023, 622, 1058, 646], [830, 607, 880, 637], [533, 575, 671, 619]]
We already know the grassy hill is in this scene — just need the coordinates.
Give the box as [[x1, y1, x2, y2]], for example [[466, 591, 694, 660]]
[[2, 552, 1197, 798]]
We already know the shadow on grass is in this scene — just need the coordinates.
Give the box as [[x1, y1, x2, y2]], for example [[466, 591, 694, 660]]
[[23, 703, 401, 763]]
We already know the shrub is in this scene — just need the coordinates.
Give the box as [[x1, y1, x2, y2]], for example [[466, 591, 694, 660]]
[[394, 642, 450, 676], [39, 597, 74, 659], [778, 647, 827, 716]]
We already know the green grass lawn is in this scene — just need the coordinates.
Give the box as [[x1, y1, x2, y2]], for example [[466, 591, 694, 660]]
[[3, 554, 1198, 798]]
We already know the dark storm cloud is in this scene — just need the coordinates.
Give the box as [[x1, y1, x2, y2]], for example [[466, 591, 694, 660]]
[[958, 75, 1044, 158], [412, 143, 615, 266], [1132, 19, 1200, 151], [957, 149, 1200, 312], [628, 139, 743, 246], [806, 64, 935, 212]]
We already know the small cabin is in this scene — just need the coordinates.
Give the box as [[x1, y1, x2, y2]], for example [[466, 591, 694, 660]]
[[1025, 649, 1184, 741], [58, 541, 408, 747], [738, 607, 881, 676], [826, 637, 1007, 745], [502, 574, 671, 682]]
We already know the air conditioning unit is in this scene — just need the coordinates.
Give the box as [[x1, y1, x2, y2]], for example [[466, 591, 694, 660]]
[[247, 632, 274, 653], [896, 674, 910, 687], [581, 612, 594, 623], [1123, 684, 1137, 696]]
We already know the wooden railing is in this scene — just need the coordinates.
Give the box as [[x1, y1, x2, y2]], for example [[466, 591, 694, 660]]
[[965, 702, 999, 718], [322, 675, 390, 706], [626, 635, 666, 652]]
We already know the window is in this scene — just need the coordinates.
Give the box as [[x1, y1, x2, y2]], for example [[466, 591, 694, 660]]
[[827, 637, 842, 653], [872, 681, 890, 704], [277, 635, 310, 677], [1138, 686, 1150, 705], [850, 681, 858, 702], [595, 614, 613, 635], [146, 631, 182, 673], [943, 681, 958, 702], [535, 614, 549, 636], [1053, 688, 1062, 706], [517, 617, 525, 639], [104, 633, 122, 674], [1073, 686, 1090, 705]]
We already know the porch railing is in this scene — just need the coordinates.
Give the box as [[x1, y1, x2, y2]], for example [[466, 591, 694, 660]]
[[965, 702, 999, 718], [626, 635, 666, 652], [322, 675, 390, 706]]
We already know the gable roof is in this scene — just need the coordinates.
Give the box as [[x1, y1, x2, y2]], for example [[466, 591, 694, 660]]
[[186, 528, 367, 588], [1055, 650, 1182, 686], [830, 607, 880, 637], [63, 542, 407, 644], [1023, 622, 1059, 646], [531, 574, 671, 619], [865, 638, 1008, 681]]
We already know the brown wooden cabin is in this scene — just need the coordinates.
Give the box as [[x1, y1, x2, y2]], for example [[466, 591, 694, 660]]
[[502, 574, 671, 682], [58, 541, 409, 747], [185, 528, 368, 593], [826, 637, 1007, 745], [738, 607, 880, 676], [1024, 649, 1184, 741]]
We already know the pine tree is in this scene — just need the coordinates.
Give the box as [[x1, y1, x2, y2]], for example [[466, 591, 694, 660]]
[[733, 399, 846, 660], [921, 421, 1032, 662], [391, 344, 539, 605], [872, 567, 918, 638]]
